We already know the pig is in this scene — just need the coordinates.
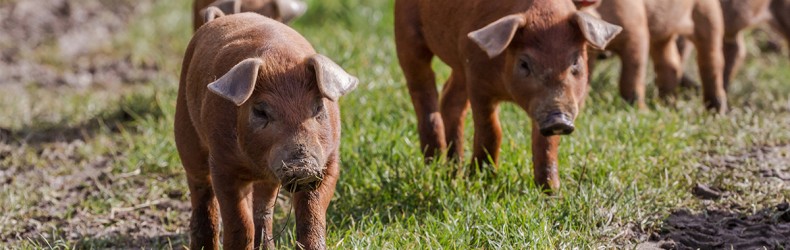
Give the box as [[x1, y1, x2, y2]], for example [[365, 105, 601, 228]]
[[582, 0, 729, 112], [678, 0, 790, 90], [193, 0, 307, 31], [175, 13, 358, 250], [394, 0, 622, 192], [771, 0, 790, 54]]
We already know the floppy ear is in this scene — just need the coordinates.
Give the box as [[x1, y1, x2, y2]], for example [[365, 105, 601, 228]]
[[207, 58, 263, 106], [308, 54, 358, 101], [468, 14, 526, 58], [201, 6, 226, 23], [210, 0, 242, 15], [574, 12, 622, 50], [275, 0, 308, 23]]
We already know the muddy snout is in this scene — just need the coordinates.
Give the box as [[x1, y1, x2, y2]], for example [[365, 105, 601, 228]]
[[278, 156, 324, 192], [539, 112, 575, 136]]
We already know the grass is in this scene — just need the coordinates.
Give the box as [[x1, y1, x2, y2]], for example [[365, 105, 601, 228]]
[[1, 0, 789, 248]]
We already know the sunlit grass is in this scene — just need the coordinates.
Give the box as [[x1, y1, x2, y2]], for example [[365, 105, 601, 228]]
[[1, 0, 789, 248]]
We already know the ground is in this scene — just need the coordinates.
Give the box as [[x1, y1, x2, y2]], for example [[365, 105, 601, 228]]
[[0, 0, 788, 248]]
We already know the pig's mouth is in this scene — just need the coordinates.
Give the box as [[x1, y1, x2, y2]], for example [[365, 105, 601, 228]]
[[283, 176, 322, 192], [538, 112, 575, 136], [277, 158, 324, 192]]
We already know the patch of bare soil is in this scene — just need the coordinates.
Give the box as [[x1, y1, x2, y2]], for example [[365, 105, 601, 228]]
[[0, 140, 191, 247], [0, 0, 158, 88], [643, 204, 790, 250], [0, 0, 192, 246], [638, 145, 790, 250]]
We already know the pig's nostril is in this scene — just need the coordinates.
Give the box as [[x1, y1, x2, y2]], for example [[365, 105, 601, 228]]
[[539, 113, 575, 136]]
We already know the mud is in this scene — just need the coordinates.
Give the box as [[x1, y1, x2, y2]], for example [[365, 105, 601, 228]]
[[638, 145, 790, 250], [643, 204, 790, 250], [0, 0, 159, 88]]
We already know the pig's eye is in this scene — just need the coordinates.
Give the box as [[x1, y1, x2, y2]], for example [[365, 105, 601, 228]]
[[252, 103, 270, 127], [312, 102, 325, 118], [571, 56, 583, 76], [516, 57, 531, 77]]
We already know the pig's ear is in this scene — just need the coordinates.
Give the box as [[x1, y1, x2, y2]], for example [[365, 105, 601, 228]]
[[308, 54, 358, 101], [275, 0, 307, 23], [468, 14, 526, 58], [201, 6, 226, 23], [210, 0, 242, 15], [208, 58, 263, 106], [574, 12, 622, 50]]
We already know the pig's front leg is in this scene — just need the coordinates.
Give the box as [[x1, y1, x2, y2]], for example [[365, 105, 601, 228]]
[[293, 161, 339, 250], [212, 169, 256, 250], [531, 122, 561, 193], [252, 181, 279, 249], [470, 97, 502, 173]]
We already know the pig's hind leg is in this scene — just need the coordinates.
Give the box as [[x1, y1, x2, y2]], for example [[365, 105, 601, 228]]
[[769, 0, 790, 61], [440, 70, 470, 161], [690, 0, 728, 112], [611, 28, 650, 110], [395, 1, 446, 160], [650, 35, 684, 106]]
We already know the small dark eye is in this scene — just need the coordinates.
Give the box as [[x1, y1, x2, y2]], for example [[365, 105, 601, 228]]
[[517, 58, 531, 77], [312, 101, 325, 118], [571, 56, 583, 76], [252, 102, 270, 127]]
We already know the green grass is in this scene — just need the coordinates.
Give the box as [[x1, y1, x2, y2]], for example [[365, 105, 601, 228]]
[[2, 0, 789, 248]]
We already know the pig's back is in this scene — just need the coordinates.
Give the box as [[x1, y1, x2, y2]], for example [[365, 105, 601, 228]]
[[415, 0, 534, 67], [183, 13, 316, 132]]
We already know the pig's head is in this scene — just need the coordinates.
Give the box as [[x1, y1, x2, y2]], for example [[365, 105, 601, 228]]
[[204, 0, 307, 23], [207, 54, 358, 192], [468, 7, 621, 136]]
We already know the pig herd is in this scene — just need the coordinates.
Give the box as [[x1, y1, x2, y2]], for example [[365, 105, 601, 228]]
[[174, 0, 790, 249]]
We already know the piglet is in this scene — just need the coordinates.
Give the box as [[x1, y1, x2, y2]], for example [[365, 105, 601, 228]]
[[175, 13, 357, 250], [395, 0, 621, 193], [193, 0, 307, 30]]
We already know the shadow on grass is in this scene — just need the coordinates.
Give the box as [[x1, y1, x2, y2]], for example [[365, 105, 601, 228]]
[[0, 93, 164, 146]]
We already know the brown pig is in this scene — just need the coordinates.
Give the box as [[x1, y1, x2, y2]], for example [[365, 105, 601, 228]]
[[678, 0, 790, 90], [175, 13, 358, 250], [394, 0, 622, 192], [583, 0, 729, 112], [771, 0, 790, 55], [193, 0, 307, 30]]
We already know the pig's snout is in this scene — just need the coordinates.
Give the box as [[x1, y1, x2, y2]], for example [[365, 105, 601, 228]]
[[279, 156, 324, 192], [539, 112, 575, 136]]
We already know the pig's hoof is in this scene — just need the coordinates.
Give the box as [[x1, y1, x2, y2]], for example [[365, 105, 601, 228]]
[[704, 98, 727, 114], [539, 113, 575, 136]]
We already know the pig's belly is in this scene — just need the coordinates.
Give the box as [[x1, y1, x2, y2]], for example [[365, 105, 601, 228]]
[[644, 0, 695, 39]]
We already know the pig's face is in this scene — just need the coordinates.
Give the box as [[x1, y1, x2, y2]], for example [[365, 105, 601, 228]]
[[240, 84, 331, 192], [207, 55, 358, 192], [504, 27, 589, 136], [469, 11, 622, 136]]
